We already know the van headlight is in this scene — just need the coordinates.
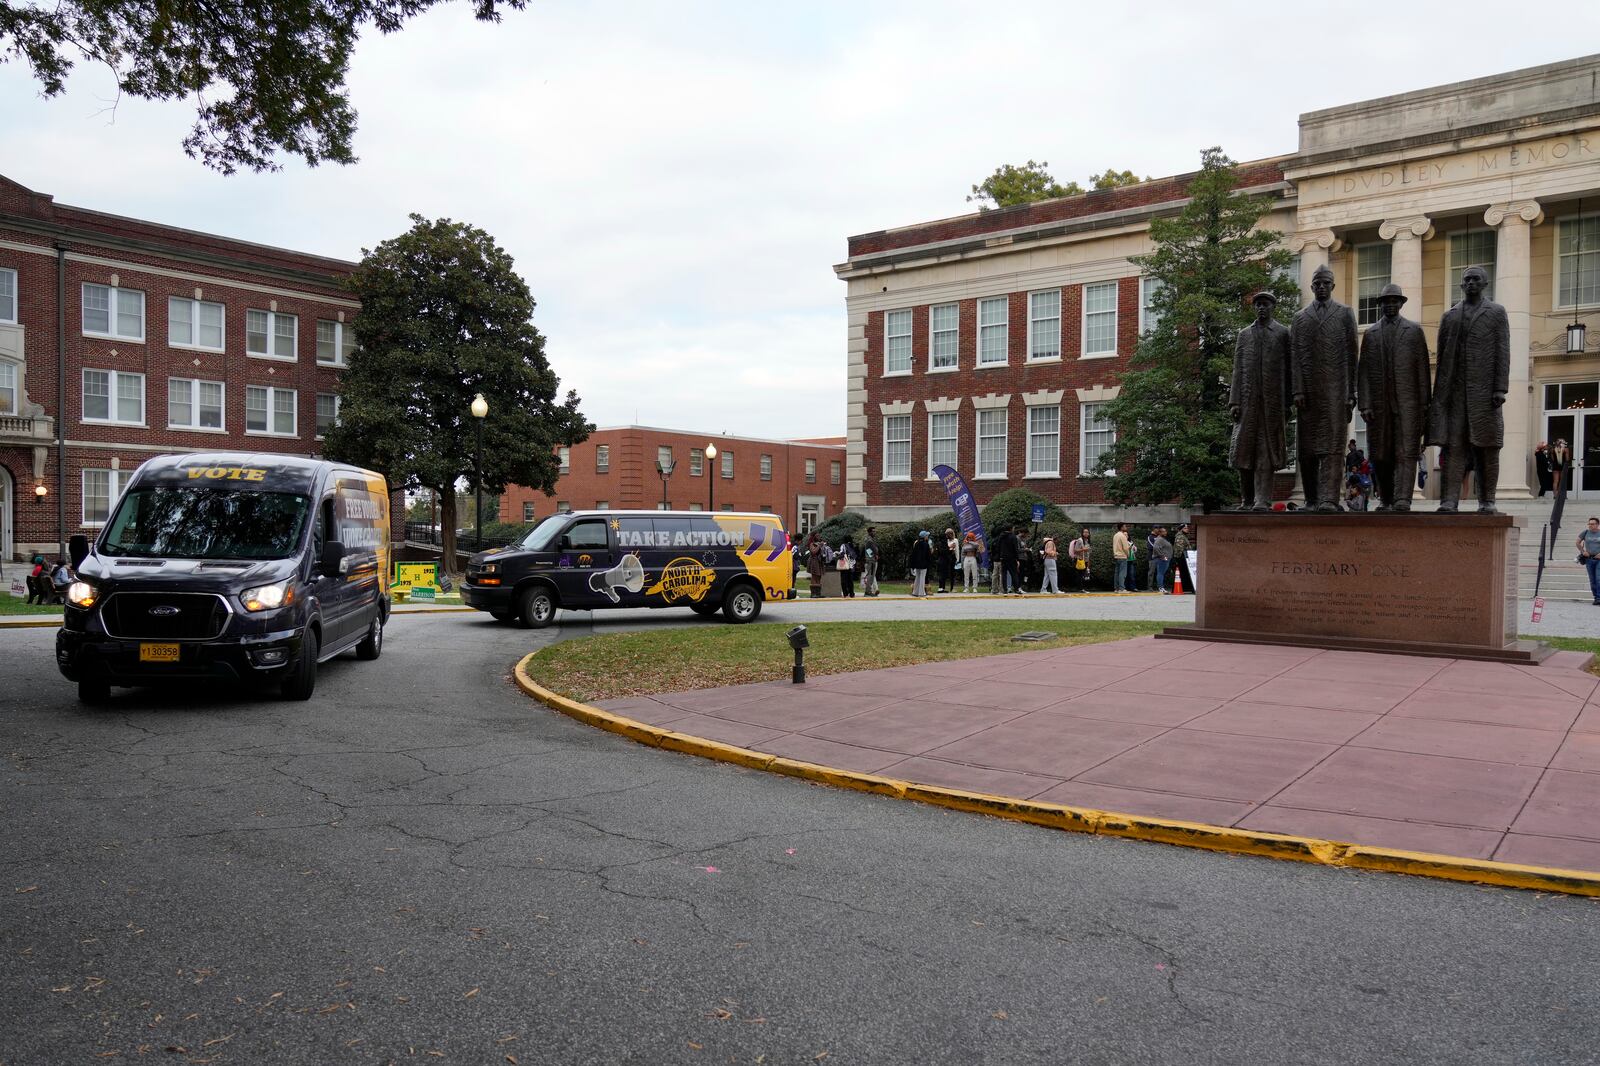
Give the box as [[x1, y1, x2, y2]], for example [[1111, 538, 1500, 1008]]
[[66, 581, 97, 608], [479, 563, 499, 574], [241, 580, 294, 612]]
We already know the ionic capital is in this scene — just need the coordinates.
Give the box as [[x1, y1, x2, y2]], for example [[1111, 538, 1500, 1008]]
[[1286, 229, 1342, 255], [1378, 215, 1434, 242], [1484, 200, 1544, 228]]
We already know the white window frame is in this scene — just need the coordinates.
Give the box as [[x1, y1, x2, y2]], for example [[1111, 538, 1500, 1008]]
[[246, 308, 299, 361], [721, 451, 734, 479], [1027, 290, 1060, 362], [830, 460, 841, 485], [522, 501, 536, 522], [0, 267, 16, 325], [595, 501, 610, 510], [928, 303, 958, 372], [1081, 281, 1118, 359], [558, 447, 571, 474], [1355, 242, 1392, 327], [976, 408, 1008, 478], [1080, 402, 1116, 476], [928, 411, 958, 477], [245, 384, 298, 438], [167, 376, 226, 432], [81, 468, 132, 527], [805, 458, 817, 483], [168, 296, 225, 353], [882, 415, 912, 481], [316, 319, 356, 366], [1556, 214, 1600, 310], [315, 392, 341, 439], [689, 448, 703, 476], [1447, 231, 1497, 304], [884, 309, 912, 376], [596, 445, 610, 473], [0, 360, 16, 416], [1139, 276, 1163, 335], [1026, 405, 1061, 477], [81, 283, 145, 342], [760, 453, 773, 481], [978, 296, 1008, 366], [81, 368, 145, 426]]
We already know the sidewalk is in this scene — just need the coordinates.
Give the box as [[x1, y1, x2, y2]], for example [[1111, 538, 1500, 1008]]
[[591, 636, 1600, 876]]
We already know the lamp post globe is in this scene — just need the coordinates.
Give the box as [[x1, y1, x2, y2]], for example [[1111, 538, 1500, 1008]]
[[471, 393, 489, 550], [705, 442, 718, 511]]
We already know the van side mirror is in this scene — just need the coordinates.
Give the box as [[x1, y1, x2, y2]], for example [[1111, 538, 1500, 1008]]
[[69, 534, 89, 570], [320, 540, 346, 575]]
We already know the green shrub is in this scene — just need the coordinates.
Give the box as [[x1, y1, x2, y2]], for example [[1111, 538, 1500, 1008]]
[[981, 488, 1067, 539], [810, 511, 869, 549]]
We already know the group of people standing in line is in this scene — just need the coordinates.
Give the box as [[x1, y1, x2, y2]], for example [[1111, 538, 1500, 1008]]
[[798, 523, 1196, 598]]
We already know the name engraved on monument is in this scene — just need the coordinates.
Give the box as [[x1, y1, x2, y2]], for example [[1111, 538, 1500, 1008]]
[[1201, 523, 1497, 647]]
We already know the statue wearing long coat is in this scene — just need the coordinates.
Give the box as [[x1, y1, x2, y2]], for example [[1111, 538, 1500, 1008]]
[[1358, 314, 1431, 461], [1427, 298, 1510, 449], [1230, 318, 1293, 470], [1290, 298, 1359, 455]]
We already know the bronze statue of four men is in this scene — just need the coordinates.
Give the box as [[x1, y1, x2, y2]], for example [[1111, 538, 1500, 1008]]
[[1231, 263, 1509, 513]]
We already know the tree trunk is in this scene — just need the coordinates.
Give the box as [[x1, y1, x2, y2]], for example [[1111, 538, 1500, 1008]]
[[439, 489, 461, 577]]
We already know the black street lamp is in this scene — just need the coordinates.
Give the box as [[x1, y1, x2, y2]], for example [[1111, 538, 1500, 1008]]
[[471, 392, 488, 548], [657, 457, 675, 508], [705, 442, 718, 511]]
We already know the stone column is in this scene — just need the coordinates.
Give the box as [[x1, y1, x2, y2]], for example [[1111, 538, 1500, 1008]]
[[1484, 200, 1544, 500], [1378, 216, 1434, 303], [1288, 229, 1342, 298]]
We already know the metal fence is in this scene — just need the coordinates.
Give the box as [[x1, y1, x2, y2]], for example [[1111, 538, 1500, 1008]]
[[403, 522, 519, 553]]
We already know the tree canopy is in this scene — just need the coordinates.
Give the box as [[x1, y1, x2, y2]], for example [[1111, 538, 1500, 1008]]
[[0, 0, 524, 172], [1095, 147, 1297, 513], [322, 215, 590, 566], [968, 161, 1146, 210]]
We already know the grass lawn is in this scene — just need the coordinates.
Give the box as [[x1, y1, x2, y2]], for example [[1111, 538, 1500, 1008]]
[[525, 619, 1165, 703], [0, 596, 61, 616]]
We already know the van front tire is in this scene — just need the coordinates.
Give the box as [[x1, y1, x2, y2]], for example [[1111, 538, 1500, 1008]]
[[78, 676, 111, 705], [722, 583, 762, 624], [519, 587, 557, 629], [281, 631, 319, 700], [690, 601, 720, 618]]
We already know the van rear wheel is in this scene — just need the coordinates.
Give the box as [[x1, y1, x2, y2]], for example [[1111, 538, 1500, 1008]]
[[722, 583, 762, 624], [355, 617, 383, 660], [519, 587, 557, 629]]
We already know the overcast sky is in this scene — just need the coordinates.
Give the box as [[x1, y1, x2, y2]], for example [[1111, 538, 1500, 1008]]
[[2, 3, 1595, 440]]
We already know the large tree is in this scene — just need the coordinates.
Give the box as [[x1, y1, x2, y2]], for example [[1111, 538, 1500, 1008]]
[[1095, 147, 1297, 513], [0, 0, 523, 173], [968, 161, 1146, 210], [322, 215, 590, 569]]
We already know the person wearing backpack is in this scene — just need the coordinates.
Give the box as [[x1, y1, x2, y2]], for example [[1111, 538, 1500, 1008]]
[[1068, 530, 1092, 592]]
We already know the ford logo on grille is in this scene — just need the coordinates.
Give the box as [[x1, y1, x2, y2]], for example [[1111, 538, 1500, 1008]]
[[148, 605, 181, 617]]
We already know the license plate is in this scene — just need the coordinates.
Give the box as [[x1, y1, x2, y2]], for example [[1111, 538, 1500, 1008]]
[[139, 643, 181, 663]]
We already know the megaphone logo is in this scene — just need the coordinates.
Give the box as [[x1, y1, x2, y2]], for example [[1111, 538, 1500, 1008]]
[[589, 554, 646, 604]]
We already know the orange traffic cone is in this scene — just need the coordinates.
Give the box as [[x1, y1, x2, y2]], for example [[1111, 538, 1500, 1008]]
[[1172, 568, 1184, 595]]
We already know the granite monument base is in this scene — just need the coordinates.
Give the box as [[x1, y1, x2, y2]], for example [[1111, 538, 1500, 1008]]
[[1159, 512, 1551, 664]]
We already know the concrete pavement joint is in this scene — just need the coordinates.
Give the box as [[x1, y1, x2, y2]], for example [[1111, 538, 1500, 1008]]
[[513, 653, 1600, 898]]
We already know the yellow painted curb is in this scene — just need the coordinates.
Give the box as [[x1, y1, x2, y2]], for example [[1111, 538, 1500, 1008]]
[[512, 654, 1600, 898], [0, 618, 63, 629]]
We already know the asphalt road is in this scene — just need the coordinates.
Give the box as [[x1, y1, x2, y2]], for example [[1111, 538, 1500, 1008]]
[[3, 610, 1599, 1065]]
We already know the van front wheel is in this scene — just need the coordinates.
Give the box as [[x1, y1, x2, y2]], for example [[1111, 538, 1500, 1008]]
[[281, 631, 319, 700], [690, 601, 720, 618], [519, 587, 557, 629], [722, 584, 762, 624]]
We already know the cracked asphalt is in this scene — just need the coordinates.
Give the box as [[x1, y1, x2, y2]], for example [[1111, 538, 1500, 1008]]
[[3, 611, 1599, 1065]]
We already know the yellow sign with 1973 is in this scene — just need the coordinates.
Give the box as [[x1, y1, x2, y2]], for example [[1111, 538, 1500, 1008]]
[[393, 561, 438, 593]]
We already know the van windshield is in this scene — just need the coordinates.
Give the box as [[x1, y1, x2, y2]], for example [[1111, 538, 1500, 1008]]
[[519, 514, 568, 552], [101, 487, 312, 560]]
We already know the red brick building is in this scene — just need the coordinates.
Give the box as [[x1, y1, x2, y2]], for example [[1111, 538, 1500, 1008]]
[[0, 173, 372, 563], [497, 426, 846, 536]]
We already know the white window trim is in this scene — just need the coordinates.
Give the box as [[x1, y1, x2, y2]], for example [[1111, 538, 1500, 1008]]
[[81, 283, 145, 343], [927, 303, 959, 374], [167, 376, 228, 433], [0, 359, 17, 416], [245, 384, 299, 438], [0, 267, 17, 325], [977, 296, 1008, 367], [1081, 281, 1119, 360], [1026, 289, 1061, 363], [926, 410, 959, 479], [596, 445, 611, 473], [721, 452, 735, 479], [81, 368, 146, 427], [760, 454, 774, 481], [167, 296, 226, 354], [314, 393, 341, 440], [247, 308, 299, 362], [1025, 405, 1062, 478], [1446, 230, 1497, 306], [1555, 213, 1600, 311], [558, 446, 571, 474], [883, 309, 913, 377], [316, 319, 355, 367], [1079, 402, 1117, 477], [689, 449, 703, 476], [81, 469, 132, 528], [882, 414, 912, 482], [1139, 276, 1162, 335], [1354, 241, 1393, 327], [975, 407, 1008, 479]]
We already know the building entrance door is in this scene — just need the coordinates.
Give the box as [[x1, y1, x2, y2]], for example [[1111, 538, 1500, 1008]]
[[1543, 381, 1600, 499], [0, 464, 11, 561]]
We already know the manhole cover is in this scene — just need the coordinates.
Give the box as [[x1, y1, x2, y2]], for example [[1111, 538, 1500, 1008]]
[[1010, 631, 1055, 643]]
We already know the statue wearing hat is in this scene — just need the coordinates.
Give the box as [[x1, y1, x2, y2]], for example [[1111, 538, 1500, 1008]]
[[1230, 290, 1293, 511], [1427, 265, 1509, 512], [1291, 264, 1360, 511], [1358, 283, 1431, 511]]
